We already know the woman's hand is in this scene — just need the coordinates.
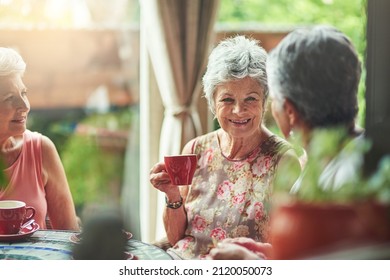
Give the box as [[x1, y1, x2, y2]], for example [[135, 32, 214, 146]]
[[149, 162, 171, 190], [208, 237, 273, 260], [149, 162, 181, 198]]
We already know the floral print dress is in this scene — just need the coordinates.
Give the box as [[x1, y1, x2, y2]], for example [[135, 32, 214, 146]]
[[167, 129, 292, 259]]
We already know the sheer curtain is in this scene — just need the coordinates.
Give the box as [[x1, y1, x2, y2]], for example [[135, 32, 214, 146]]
[[138, 0, 220, 241]]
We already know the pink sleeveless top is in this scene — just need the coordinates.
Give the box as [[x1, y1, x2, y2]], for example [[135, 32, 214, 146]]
[[0, 130, 47, 229]]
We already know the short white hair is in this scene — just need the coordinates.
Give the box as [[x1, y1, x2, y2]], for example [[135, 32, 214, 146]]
[[202, 35, 268, 115], [0, 47, 26, 77]]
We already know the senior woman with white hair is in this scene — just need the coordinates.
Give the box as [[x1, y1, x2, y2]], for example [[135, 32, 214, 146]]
[[149, 35, 300, 259], [0, 47, 79, 231]]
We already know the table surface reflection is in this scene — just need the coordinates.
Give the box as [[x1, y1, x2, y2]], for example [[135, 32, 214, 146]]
[[0, 230, 173, 260]]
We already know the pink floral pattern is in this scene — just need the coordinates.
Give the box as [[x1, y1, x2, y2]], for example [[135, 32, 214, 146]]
[[178, 236, 192, 251], [217, 181, 233, 200], [247, 201, 265, 220], [167, 129, 292, 259], [192, 215, 207, 233], [232, 192, 246, 206], [210, 227, 227, 242], [252, 156, 273, 177]]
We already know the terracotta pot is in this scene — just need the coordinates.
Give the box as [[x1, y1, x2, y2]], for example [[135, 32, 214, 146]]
[[269, 201, 390, 260], [355, 200, 390, 241]]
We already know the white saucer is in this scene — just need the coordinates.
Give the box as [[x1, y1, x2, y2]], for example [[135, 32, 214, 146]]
[[0, 222, 40, 242]]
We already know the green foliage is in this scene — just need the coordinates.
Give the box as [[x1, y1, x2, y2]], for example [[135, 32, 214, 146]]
[[61, 109, 133, 211], [280, 127, 390, 204], [27, 110, 85, 155], [218, 0, 365, 47], [366, 156, 390, 204], [62, 134, 114, 207], [296, 128, 364, 202], [81, 109, 133, 131], [62, 133, 126, 209]]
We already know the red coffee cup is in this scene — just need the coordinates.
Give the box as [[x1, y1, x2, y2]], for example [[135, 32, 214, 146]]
[[164, 154, 197, 185], [0, 200, 36, 235]]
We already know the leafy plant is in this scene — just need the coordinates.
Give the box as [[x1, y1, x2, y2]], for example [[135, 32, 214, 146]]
[[275, 127, 390, 205], [365, 156, 390, 204]]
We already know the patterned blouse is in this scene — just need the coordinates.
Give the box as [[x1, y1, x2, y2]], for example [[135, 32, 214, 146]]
[[167, 129, 293, 259]]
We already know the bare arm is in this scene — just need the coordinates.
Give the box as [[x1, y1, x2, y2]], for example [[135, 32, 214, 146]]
[[273, 149, 302, 197], [163, 188, 189, 245], [149, 139, 196, 245], [150, 161, 188, 245], [41, 135, 79, 231]]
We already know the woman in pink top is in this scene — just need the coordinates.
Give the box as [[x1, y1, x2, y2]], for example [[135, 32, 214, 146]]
[[0, 47, 79, 231]]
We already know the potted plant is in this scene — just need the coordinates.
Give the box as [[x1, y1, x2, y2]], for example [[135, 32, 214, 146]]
[[269, 128, 390, 259]]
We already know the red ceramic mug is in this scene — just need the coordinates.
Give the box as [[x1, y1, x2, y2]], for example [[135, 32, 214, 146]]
[[0, 200, 36, 235], [164, 154, 197, 185]]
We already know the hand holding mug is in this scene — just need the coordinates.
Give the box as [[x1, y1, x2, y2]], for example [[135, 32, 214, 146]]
[[149, 162, 174, 193]]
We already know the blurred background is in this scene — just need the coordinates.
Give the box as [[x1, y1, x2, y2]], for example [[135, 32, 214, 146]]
[[0, 0, 366, 237]]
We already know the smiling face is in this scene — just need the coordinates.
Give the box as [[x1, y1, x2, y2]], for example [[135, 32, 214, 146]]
[[0, 74, 30, 140], [214, 76, 265, 140]]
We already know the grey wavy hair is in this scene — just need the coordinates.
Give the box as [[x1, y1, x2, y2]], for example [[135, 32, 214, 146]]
[[0, 47, 26, 77], [202, 35, 268, 115], [267, 25, 361, 128]]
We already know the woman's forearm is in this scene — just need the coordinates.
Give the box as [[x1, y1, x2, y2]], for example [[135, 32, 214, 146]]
[[163, 195, 187, 245]]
